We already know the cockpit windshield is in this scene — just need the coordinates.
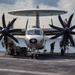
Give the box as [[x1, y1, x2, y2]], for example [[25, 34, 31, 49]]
[[27, 29, 43, 35]]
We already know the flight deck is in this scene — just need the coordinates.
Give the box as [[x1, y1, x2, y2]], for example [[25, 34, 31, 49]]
[[0, 51, 75, 75]]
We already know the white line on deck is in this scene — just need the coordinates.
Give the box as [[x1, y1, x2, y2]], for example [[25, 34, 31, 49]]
[[0, 57, 75, 62], [0, 57, 29, 61], [0, 68, 59, 75]]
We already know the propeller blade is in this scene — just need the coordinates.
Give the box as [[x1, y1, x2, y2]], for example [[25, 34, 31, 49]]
[[49, 25, 63, 31], [7, 18, 17, 29], [60, 35, 66, 46], [68, 34, 75, 46], [0, 34, 3, 40], [58, 15, 65, 28], [9, 29, 22, 33], [49, 24, 53, 26], [0, 30, 3, 33], [50, 32, 63, 39], [70, 25, 75, 30], [4, 35, 8, 49], [70, 31, 75, 35], [2, 13, 6, 28], [25, 19, 29, 30], [67, 13, 74, 28], [7, 33, 19, 43], [0, 26, 3, 30]]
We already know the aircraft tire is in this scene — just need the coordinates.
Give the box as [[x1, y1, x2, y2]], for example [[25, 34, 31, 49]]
[[35, 54, 38, 59], [31, 54, 33, 59], [10, 49, 14, 55], [16, 52, 20, 56]]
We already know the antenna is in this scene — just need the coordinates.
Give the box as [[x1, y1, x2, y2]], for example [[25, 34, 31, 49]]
[[51, 19, 53, 25], [36, 5, 40, 28], [36, 5, 39, 9], [25, 19, 29, 30]]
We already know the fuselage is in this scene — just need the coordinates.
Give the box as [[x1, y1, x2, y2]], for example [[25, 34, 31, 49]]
[[25, 28, 45, 49]]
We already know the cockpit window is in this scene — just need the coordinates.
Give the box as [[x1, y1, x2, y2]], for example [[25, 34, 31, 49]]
[[27, 30, 34, 35], [35, 30, 40, 35], [27, 29, 43, 35]]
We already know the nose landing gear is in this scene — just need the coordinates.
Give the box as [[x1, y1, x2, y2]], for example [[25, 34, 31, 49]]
[[31, 54, 38, 59], [31, 48, 39, 59]]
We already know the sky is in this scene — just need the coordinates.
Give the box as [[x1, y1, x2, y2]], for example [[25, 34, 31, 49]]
[[0, 0, 75, 28]]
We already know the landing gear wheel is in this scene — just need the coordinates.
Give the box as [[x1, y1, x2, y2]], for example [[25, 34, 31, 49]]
[[35, 54, 38, 59], [31, 54, 33, 59], [61, 48, 65, 56], [16, 52, 20, 56], [10, 49, 14, 55]]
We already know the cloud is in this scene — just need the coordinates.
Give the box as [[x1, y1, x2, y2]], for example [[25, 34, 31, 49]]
[[0, 0, 16, 5], [0, 0, 60, 10], [58, 0, 75, 13], [11, 0, 59, 10], [13, 0, 34, 9], [0, 0, 75, 28], [57, 0, 75, 25], [0, 0, 35, 13], [0, 0, 59, 7], [0, 0, 66, 28], [33, 0, 59, 7]]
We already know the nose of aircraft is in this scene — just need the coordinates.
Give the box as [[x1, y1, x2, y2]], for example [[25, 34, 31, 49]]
[[29, 38, 37, 43]]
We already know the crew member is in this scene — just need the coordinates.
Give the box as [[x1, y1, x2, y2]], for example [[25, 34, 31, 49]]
[[50, 41, 55, 54]]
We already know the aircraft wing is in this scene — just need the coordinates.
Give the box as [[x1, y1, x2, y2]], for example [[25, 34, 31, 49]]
[[42, 28, 60, 35], [12, 28, 60, 36], [12, 29, 26, 35]]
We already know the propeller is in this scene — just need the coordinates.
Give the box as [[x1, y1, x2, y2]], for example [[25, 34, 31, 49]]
[[0, 13, 22, 49], [49, 13, 75, 47]]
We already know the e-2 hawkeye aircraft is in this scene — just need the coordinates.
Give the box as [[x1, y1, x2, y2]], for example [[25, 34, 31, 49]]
[[0, 6, 67, 58]]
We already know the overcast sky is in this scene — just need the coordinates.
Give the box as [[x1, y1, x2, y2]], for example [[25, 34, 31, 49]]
[[0, 0, 75, 28], [0, 0, 59, 7]]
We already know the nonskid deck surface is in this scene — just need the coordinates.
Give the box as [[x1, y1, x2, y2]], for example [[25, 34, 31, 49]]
[[0, 51, 75, 75]]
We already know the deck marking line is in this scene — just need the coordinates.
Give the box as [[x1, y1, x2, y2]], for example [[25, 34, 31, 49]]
[[0, 68, 59, 75]]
